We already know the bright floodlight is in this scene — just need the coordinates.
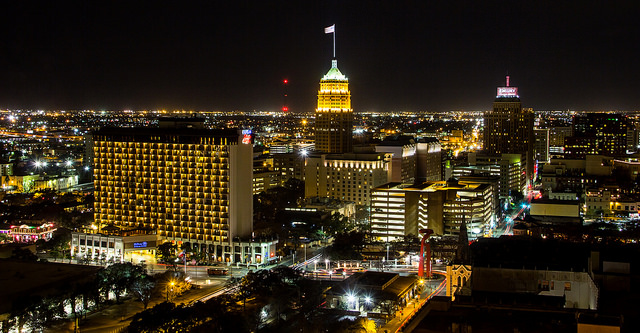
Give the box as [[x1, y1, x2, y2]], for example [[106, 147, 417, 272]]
[[347, 294, 355, 303], [365, 296, 372, 304], [300, 150, 308, 156], [65, 160, 73, 167], [35, 161, 42, 168]]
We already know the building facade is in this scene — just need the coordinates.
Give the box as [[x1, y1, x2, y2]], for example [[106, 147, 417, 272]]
[[305, 153, 389, 206], [370, 179, 496, 241], [416, 137, 442, 182], [483, 77, 534, 186], [92, 126, 267, 263], [375, 135, 417, 183], [314, 59, 353, 154], [565, 113, 629, 158]]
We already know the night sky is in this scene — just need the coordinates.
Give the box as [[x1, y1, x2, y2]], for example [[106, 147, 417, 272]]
[[0, 1, 639, 112]]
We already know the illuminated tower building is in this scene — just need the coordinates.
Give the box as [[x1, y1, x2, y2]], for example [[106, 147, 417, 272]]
[[92, 120, 277, 264], [315, 59, 353, 153], [482, 76, 534, 188]]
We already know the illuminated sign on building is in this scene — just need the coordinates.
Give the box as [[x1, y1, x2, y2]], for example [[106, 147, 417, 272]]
[[133, 241, 148, 248], [242, 129, 252, 144], [497, 87, 518, 97]]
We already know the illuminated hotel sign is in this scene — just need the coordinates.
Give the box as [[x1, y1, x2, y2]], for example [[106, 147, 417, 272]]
[[133, 241, 148, 248], [497, 87, 518, 97], [242, 129, 252, 144]]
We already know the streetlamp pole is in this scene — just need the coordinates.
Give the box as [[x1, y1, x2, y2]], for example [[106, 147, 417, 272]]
[[386, 244, 390, 262]]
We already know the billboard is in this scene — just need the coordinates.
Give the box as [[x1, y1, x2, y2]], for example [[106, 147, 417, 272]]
[[497, 87, 518, 97]]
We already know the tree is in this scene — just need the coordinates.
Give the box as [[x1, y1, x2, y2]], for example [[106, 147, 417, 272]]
[[10, 247, 38, 261], [337, 318, 377, 333], [157, 241, 178, 269], [131, 277, 155, 309], [96, 262, 147, 303]]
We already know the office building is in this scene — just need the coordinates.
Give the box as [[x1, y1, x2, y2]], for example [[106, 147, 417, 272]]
[[483, 76, 534, 185], [305, 152, 389, 206], [375, 135, 417, 183], [315, 59, 353, 153], [370, 179, 496, 241], [565, 113, 629, 158], [534, 128, 550, 164], [416, 137, 442, 181]]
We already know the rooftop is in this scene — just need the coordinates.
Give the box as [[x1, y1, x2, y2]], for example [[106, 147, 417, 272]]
[[321, 59, 348, 81]]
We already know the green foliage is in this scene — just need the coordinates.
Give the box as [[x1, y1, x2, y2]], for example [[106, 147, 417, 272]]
[[157, 241, 178, 269], [96, 262, 147, 303], [338, 318, 377, 333], [40, 227, 72, 259], [325, 231, 366, 260], [131, 277, 155, 309], [127, 265, 328, 333], [10, 247, 38, 261]]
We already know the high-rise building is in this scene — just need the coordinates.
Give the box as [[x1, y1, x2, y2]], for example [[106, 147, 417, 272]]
[[534, 128, 550, 164], [314, 59, 353, 154], [92, 124, 276, 263], [483, 76, 534, 185], [565, 113, 629, 158], [416, 137, 442, 182]]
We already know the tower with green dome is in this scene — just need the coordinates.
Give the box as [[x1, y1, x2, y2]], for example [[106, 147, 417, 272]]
[[314, 59, 353, 153]]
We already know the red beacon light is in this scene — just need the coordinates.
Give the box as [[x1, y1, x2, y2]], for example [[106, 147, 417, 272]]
[[283, 79, 288, 84], [282, 106, 289, 112]]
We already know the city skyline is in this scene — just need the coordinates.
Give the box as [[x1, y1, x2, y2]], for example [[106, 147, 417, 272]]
[[0, 2, 638, 112]]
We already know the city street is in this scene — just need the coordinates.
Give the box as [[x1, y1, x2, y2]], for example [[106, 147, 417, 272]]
[[378, 271, 447, 333]]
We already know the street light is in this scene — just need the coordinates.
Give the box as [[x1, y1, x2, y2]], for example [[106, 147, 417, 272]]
[[167, 280, 176, 301], [386, 244, 390, 262], [325, 258, 329, 270]]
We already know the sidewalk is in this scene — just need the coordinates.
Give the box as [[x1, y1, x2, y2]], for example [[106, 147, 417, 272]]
[[377, 274, 447, 333]]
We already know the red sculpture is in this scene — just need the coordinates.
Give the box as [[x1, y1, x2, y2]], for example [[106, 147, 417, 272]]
[[418, 228, 434, 278]]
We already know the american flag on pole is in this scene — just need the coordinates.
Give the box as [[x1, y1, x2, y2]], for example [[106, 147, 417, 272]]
[[324, 24, 335, 34]]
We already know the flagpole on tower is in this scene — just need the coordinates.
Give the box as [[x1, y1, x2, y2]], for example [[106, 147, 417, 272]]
[[324, 24, 336, 59], [333, 25, 336, 58]]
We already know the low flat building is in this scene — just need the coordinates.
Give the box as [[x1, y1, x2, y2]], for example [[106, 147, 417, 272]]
[[530, 198, 581, 224], [71, 229, 158, 264], [325, 271, 417, 317]]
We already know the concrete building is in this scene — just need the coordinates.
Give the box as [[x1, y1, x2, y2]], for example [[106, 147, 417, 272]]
[[314, 59, 353, 154], [483, 76, 534, 186], [375, 135, 417, 183], [91, 122, 275, 264], [416, 137, 442, 182], [565, 113, 629, 158], [534, 128, 550, 164], [252, 155, 278, 194], [305, 152, 389, 206], [370, 179, 496, 241], [272, 150, 306, 185], [468, 152, 526, 200]]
